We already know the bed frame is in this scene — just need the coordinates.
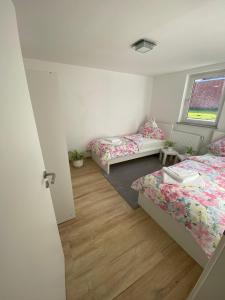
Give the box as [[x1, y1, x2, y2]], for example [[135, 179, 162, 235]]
[[138, 192, 208, 267], [91, 122, 205, 174], [92, 136, 203, 175], [92, 148, 161, 174], [91, 121, 172, 174]]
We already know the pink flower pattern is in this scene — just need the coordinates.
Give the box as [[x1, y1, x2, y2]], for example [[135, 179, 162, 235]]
[[87, 132, 164, 165], [87, 134, 145, 165], [190, 154, 225, 171], [132, 155, 225, 257], [138, 121, 165, 139]]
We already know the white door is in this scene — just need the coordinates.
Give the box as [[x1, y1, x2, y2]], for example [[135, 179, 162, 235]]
[[26, 70, 75, 224], [0, 1, 65, 300]]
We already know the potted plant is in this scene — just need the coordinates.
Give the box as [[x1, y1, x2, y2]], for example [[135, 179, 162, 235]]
[[164, 140, 175, 152], [186, 146, 194, 156], [68, 150, 84, 168]]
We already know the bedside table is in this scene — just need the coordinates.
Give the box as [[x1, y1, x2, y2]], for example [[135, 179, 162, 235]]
[[160, 148, 178, 165]]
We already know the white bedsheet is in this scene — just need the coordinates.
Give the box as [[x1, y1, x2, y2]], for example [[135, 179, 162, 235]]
[[139, 138, 165, 151]]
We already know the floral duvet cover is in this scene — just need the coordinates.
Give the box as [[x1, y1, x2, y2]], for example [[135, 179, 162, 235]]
[[132, 154, 225, 257], [88, 134, 145, 165]]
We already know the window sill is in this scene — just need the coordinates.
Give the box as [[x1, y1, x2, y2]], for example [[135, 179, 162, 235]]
[[176, 121, 218, 129]]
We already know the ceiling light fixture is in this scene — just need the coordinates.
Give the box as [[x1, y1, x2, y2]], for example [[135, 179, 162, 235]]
[[131, 39, 157, 53]]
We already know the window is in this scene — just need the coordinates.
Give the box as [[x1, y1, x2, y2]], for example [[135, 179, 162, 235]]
[[180, 71, 225, 127]]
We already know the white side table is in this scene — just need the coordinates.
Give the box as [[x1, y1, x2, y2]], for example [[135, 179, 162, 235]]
[[160, 148, 178, 165]]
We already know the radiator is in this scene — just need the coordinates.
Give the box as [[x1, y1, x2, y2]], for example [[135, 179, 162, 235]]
[[211, 130, 225, 142], [170, 129, 203, 153], [157, 121, 203, 153]]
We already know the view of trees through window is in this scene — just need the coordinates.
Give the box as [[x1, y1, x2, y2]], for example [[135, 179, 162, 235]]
[[187, 76, 225, 122]]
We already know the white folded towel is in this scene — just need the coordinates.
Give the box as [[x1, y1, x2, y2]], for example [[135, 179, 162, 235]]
[[163, 166, 205, 188], [163, 172, 205, 188], [163, 166, 199, 183], [105, 137, 121, 143], [101, 137, 122, 145]]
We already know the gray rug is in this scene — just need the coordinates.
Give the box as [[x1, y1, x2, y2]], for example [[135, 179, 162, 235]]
[[103, 155, 162, 209]]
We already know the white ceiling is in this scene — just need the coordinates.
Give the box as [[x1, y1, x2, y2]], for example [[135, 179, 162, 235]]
[[13, 0, 225, 75]]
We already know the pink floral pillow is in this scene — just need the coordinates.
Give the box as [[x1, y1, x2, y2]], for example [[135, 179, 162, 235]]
[[138, 121, 165, 140], [209, 137, 225, 156]]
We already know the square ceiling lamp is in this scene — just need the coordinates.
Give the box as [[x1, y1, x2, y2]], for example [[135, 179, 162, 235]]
[[131, 39, 157, 53]]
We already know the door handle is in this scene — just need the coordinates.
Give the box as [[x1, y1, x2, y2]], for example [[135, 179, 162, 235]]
[[43, 171, 56, 188]]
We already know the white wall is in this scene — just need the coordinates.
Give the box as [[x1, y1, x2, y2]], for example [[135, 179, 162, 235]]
[[150, 62, 225, 146], [24, 59, 152, 151]]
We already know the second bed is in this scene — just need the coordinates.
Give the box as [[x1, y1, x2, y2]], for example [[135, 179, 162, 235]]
[[88, 133, 165, 174], [132, 153, 225, 267]]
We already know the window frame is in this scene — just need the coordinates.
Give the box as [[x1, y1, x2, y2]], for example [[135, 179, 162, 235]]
[[180, 70, 225, 127]]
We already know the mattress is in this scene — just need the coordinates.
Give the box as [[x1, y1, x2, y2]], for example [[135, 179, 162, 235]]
[[139, 138, 165, 151]]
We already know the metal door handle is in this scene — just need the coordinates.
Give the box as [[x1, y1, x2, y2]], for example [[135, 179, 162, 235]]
[[43, 171, 56, 188]]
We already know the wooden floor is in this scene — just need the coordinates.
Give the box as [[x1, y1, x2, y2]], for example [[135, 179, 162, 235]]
[[59, 159, 202, 300]]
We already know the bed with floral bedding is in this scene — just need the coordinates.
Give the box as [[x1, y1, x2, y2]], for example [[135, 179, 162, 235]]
[[88, 134, 144, 165], [88, 124, 165, 174], [132, 154, 225, 263]]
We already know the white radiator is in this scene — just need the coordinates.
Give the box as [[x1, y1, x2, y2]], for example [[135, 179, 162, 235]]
[[211, 130, 225, 142], [170, 129, 203, 153], [157, 121, 203, 153]]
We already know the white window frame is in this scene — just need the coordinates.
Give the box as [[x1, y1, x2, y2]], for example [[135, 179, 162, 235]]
[[179, 70, 225, 127]]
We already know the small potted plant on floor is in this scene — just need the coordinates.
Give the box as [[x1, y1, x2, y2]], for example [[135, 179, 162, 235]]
[[68, 150, 84, 168], [164, 140, 175, 152], [185, 146, 194, 156]]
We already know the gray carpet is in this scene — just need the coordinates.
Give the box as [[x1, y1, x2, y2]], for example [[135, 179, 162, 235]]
[[103, 155, 162, 209]]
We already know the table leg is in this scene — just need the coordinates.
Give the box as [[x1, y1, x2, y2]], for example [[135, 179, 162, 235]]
[[159, 151, 162, 161], [162, 153, 167, 165]]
